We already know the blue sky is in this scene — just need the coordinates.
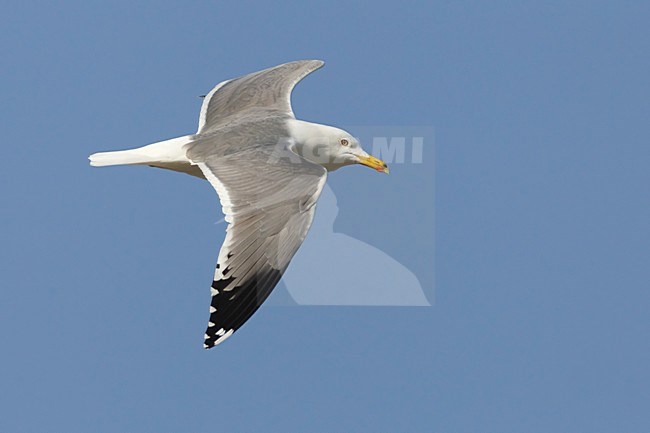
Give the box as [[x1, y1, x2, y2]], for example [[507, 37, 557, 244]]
[[2, 1, 650, 432]]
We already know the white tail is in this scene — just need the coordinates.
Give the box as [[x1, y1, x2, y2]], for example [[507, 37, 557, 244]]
[[89, 149, 151, 167], [89, 136, 193, 167], [88, 135, 205, 178]]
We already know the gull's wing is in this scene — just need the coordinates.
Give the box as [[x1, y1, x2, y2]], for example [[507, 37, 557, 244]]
[[197, 60, 324, 133], [186, 128, 327, 348]]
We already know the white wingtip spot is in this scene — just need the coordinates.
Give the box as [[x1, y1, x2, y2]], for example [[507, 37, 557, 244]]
[[204, 333, 210, 340], [208, 321, 215, 328], [213, 329, 234, 346], [211, 287, 219, 296], [210, 306, 216, 313]]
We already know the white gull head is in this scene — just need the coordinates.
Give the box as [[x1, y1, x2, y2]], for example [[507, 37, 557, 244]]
[[286, 119, 389, 173]]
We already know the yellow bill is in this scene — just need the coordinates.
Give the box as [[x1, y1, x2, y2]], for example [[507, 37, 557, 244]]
[[357, 155, 389, 174]]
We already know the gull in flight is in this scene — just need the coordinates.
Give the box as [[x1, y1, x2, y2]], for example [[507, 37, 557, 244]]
[[89, 60, 389, 348]]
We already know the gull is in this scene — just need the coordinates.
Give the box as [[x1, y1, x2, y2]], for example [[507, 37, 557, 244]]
[[89, 60, 389, 349]]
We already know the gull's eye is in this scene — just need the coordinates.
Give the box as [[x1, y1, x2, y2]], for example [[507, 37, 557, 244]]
[[340, 139, 349, 146]]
